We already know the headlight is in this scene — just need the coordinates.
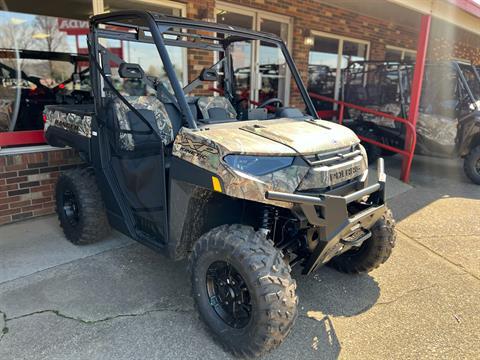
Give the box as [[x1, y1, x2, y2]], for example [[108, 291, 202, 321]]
[[224, 155, 294, 176]]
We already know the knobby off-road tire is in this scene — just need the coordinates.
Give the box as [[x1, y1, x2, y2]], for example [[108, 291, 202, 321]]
[[189, 224, 298, 357], [55, 168, 110, 245], [328, 208, 396, 274], [463, 145, 480, 185]]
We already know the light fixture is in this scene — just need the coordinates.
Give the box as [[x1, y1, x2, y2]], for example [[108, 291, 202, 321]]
[[304, 29, 314, 46], [10, 18, 27, 25], [32, 33, 50, 39]]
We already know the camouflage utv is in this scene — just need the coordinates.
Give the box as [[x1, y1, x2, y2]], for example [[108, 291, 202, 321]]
[[44, 11, 396, 357], [341, 60, 480, 184]]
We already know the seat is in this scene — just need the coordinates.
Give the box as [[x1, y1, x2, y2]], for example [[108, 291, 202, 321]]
[[197, 96, 237, 120], [113, 96, 174, 151]]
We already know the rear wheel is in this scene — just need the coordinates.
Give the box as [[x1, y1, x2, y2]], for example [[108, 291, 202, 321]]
[[189, 225, 297, 357], [328, 208, 396, 274], [55, 168, 110, 245], [464, 145, 480, 185]]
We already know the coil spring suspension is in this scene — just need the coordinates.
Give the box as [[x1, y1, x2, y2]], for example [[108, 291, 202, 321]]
[[260, 205, 278, 235]]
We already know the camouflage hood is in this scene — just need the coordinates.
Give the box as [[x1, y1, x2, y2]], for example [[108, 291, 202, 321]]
[[181, 118, 360, 156], [173, 118, 364, 208]]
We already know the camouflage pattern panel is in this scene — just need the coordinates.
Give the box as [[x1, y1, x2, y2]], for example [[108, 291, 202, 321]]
[[173, 128, 305, 208], [173, 127, 341, 208], [417, 113, 457, 147], [348, 103, 403, 129], [114, 96, 174, 151], [172, 118, 364, 207], [175, 118, 358, 156], [197, 96, 237, 119], [44, 108, 92, 138], [173, 128, 223, 171], [0, 99, 13, 131], [239, 118, 359, 154]]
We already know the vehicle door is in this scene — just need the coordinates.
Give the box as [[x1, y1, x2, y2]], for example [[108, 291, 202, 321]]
[[92, 34, 171, 247]]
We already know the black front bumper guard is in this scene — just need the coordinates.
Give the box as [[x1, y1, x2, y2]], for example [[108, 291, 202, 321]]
[[266, 158, 388, 274]]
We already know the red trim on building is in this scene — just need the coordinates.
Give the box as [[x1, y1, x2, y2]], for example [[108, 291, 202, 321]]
[[401, 14, 431, 183], [0, 130, 46, 147], [447, 0, 480, 18]]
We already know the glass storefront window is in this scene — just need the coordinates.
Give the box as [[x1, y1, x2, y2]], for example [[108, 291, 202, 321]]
[[386, 46, 416, 62], [342, 41, 368, 68], [404, 51, 417, 62], [0, 10, 91, 134], [259, 19, 289, 103], [215, 6, 291, 106], [0, 1, 187, 144], [308, 36, 340, 106], [217, 11, 254, 102], [307, 34, 369, 110], [385, 48, 403, 61]]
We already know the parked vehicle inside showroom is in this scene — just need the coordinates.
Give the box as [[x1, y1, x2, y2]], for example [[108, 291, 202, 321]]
[[0, 49, 91, 133], [341, 60, 480, 184], [44, 10, 396, 357]]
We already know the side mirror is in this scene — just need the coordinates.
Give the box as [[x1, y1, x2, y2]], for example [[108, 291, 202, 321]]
[[119, 63, 144, 79]]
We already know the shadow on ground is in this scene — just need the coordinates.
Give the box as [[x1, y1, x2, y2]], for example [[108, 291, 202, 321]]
[[384, 154, 480, 222], [263, 267, 380, 359]]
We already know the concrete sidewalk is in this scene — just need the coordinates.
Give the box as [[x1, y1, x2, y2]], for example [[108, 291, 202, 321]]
[[0, 156, 479, 359]]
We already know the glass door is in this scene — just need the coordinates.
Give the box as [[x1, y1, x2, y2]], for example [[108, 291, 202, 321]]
[[256, 17, 290, 105], [216, 10, 254, 102], [308, 36, 340, 110], [216, 4, 291, 106], [307, 33, 369, 110]]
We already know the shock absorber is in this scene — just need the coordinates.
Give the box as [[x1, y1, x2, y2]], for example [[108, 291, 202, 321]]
[[260, 205, 278, 237]]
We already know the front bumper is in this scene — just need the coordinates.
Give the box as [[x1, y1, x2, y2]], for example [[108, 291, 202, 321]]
[[265, 158, 387, 274]]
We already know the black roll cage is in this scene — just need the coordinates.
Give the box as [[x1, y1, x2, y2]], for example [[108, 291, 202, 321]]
[[88, 10, 318, 129]]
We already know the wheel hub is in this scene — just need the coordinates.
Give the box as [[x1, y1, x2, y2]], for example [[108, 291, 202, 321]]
[[206, 261, 251, 329], [62, 189, 79, 227]]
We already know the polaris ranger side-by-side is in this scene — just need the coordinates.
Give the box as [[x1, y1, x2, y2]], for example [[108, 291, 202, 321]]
[[342, 60, 480, 183], [44, 11, 396, 357]]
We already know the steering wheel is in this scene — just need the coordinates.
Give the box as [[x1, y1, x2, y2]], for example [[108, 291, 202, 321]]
[[257, 97, 284, 109]]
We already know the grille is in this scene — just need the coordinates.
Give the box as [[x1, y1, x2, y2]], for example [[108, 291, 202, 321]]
[[303, 145, 361, 167]]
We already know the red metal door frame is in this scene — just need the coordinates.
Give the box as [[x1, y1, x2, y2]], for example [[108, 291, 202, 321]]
[[401, 14, 431, 182]]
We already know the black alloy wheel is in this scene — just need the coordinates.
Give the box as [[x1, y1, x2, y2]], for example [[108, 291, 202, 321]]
[[206, 260, 252, 329], [189, 224, 298, 357], [61, 189, 80, 227]]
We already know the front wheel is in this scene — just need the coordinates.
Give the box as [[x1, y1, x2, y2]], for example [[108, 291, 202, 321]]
[[328, 208, 396, 274], [189, 225, 298, 357], [463, 145, 480, 184]]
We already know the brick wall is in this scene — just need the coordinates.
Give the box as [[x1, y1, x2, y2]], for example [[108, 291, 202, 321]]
[[429, 24, 480, 64], [0, 148, 83, 225], [186, 0, 216, 95]]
